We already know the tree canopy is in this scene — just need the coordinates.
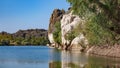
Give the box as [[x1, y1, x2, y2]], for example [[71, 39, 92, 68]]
[[67, 0, 120, 45], [67, 0, 120, 33]]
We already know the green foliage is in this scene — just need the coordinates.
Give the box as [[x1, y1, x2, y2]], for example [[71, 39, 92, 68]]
[[0, 34, 49, 46], [67, 0, 120, 31], [67, 0, 119, 18], [1, 39, 10, 45], [53, 22, 62, 44], [85, 15, 116, 45], [65, 22, 84, 41], [49, 62, 61, 68], [0, 34, 12, 45], [66, 0, 120, 46], [65, 30, 76, 41], [65, 29, 78, 41]]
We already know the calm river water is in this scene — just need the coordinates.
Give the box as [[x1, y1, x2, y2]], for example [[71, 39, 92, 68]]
[[0, 46, 120, 68]]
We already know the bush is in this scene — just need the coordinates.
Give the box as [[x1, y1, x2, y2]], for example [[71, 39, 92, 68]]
[[53, 22, 62, 44], [84, 14, 117, 46], [65, 30, 76, 41], [1, 39, 10, 45], [67, 0, 120, 46], [65, 22, 85, 42]]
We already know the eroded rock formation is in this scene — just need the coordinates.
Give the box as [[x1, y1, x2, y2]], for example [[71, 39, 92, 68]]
[[48, 9, 88, 50], [61, 12, 88, 50], [48, 8, 120, 58], [48, 9, 65, 45], [49, 9, 65, 33]]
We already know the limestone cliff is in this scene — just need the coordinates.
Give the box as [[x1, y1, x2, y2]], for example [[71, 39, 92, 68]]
[[48, 9, 65, 45], [61, 12, 88, 50], [48, 9, 120, 58], [48, 9, 88, 50]]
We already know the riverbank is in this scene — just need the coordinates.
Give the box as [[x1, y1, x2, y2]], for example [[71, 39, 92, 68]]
[[87, 44, 120, 58], [48, 43, 120, 58], [1, 46, 120, 68]]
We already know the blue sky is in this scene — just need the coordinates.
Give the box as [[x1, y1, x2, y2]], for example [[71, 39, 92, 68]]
[[0, 0, 70, 33]]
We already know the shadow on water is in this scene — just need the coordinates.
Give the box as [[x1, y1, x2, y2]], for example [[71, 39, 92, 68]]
[[49, 49, 120, 68]]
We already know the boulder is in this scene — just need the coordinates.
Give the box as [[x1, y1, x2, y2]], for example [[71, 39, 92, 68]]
[[68, 34, 88, 51]]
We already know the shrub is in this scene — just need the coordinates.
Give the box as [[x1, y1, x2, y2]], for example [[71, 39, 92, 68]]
[[67, 0, 120, 46], [53, 22, 62, 44], [84, 14, 117, 46]]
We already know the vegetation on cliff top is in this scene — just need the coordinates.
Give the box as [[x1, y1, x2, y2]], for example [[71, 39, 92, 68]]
[[67, 0, 120, 46], [0, 29, 49, 46]]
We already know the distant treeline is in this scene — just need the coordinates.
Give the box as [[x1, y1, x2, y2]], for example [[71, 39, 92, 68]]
[[0, 29, 49, 46]]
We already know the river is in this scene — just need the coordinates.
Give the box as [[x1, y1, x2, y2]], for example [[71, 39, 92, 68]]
[[0, 46, 120, 68]]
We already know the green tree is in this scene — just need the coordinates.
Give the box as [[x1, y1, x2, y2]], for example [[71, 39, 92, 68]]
[[67, 0, 120, 32], [1, 39, 10, 45], [66, 0, 120, 45]]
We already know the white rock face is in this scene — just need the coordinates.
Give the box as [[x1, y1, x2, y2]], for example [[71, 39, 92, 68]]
[[61, 12, 80, 45], [71, 34, 88, 46], [48, 33, 55, 44], [61, 12, 87, 47], [70, 34, 88, 51], [48, 11, 88, 50]]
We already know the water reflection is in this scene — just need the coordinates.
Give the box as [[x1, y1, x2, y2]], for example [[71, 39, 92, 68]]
[[1, 46, 120, 68], [49, 49, 120, 68], [61, 51, 88, 68]]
